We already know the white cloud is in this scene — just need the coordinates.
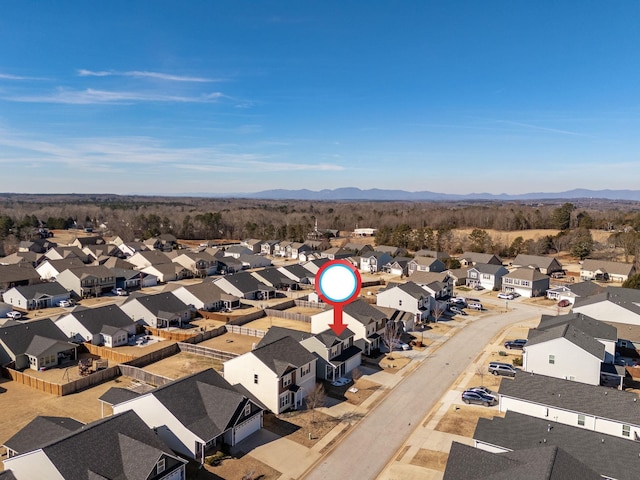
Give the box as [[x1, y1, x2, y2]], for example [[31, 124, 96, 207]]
[[0, 72, 46, 80], [77, 69, 219, 82], [5, 88, 227, 104]]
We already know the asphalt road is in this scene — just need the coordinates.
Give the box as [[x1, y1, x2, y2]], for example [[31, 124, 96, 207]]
[[303, 301, 549, 480]]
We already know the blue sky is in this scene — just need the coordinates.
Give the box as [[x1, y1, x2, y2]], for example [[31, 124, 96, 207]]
[[1, 1, 638, 195]]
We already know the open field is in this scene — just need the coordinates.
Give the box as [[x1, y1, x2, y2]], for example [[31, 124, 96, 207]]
[[242, 315, 311, 332], [141, 352, 223, 379], [198, 332, 260, 354]]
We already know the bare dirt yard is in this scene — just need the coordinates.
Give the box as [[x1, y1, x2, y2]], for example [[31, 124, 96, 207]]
[[378, 354, 412, 373], [242, 316, 311, 333], [198, 454, 282, 480], [198, 332, 261, 355], [141, 352, 224, 379], [344, 378, 380, 406], [434, 405, 504, 437], [410, 448, 450, 471], [262, 409, 342, 448]]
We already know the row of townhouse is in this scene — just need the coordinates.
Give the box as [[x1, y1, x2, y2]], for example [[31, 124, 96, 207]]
[[445, 286, 640, 479]]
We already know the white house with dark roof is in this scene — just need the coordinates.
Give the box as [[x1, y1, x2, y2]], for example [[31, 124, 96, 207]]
[[580, 259, 636, 283], [359, 251, 393, 273], [54, 304, 137, 346], [498, 372, 640, 441], [458, 252, 503, 267], [2, 416, 84, 459], [260, 240, 279, 256], [141, 263, 192, 283], [512, 254, 564, 275], [523, 313, 616, 385], [240, 238, 263, 253], [2, 282, 70, 310], [120, 293, 192, 329], [214, 272, 275, 300], [473, 411, 636, 480], [224, 336, 317, 414], [171, 251, 217, 277], [126, 250, 172, 270], [572, 287, 640, 328], [546, 280, 606, 305], [35, 258, 88, 281], [170, 282, 235, 312], [465, 263, 509, 291], [0, 318, 77, 371], [3, 410, 187, 480], [376, 281, 432, 325], [55, 265, 116, 298], [502, 267, 550, 298], [112, 369, 263, 462], [311, 299, 387, 355]]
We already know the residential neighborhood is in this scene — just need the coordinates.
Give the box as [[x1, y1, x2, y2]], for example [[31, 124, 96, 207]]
[[0, 227, 639, 480]]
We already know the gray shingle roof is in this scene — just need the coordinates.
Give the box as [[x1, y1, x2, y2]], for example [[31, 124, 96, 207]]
[[536, 312, 617, 341], [38, 410, 182, 480], [504, 268, 549, 281], [124, 292, 189, 316], [65, 304, 135, 334], [0, 318, 71, 358], [257, 326, 314, 348], [526, 323, 605, 360], [25, 335, 76, 357], [149, 369, 252, 441], [474, 411, 640, 480], [219, 272, 274, 294], [98, 387, 142, 406], [252, 336, 316, 376], [573, 286, 640, 315], [513, 254, 561, 270], [343, 299, 388, 326], [469, 263, 509, 275], [444, 441, 600, 480], [9, 282, 69, 298], [566, 281, 605, 298], [499, 372, 640, 426], [582, 259, 635, 276], [3, 416, 84, 454]]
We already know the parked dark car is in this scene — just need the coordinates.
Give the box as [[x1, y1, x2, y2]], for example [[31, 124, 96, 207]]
[[466, 386, 497, 401], [504, 339, 527, 350], [461, 390, 497, 406]]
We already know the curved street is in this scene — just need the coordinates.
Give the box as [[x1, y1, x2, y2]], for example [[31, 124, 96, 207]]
[[303, 301, 550, 480]]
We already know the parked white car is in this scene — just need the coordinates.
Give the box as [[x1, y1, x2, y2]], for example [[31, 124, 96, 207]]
[[497, 292, 514, 300], [6, 311, 22, 319], [58, 299, 73, 308], [112, 288, 129, 296]]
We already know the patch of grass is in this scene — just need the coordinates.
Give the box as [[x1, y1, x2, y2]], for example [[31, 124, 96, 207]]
[[434, 406, 502, 437], [410, 449, 449, 471]]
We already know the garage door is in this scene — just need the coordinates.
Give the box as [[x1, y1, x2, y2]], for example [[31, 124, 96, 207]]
[[234, 414, 262, 444], [161, 466, 184, 480]]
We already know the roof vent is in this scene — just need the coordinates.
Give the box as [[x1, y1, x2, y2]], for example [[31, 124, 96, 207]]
[[602, 439, 605, 443]]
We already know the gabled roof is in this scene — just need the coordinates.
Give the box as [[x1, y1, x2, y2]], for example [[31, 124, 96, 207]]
[[123, 293, 189, 315], [65, 265, 114, 280], [25, 335, 76, 357], [504, 267, 549, 281], [218, 272, 274, 294], [34, 410, 182, 480], [279, 263, 315, 280], [0, 318, 71, 358], [459, 252, 503, 264], [409, 256, 442, 267], [257, 326, 314, 348], [414, 249, 449, 260], [149, 369, 251, 440], [7, 282, 69, 298], [499, 372, 640, 426], [409, 271, 452, 285], [0, 264, 41, 283], [581, 259, 635, 276], [251, 267, 296, 287], [468, 263, 509, 275], [252, 336, 316, 375], [132, 250, 173, 264], [444, 441, 600, 480], [513, 254, 561, 270], [536, 312, 617, 341], [3, 416, 84, 454], [474, 411, 639, 480], [526, 323, 605, 360], [61, 304, 135, 334], [379, 281, 428, 299], [343, 299, 388, 326], [178, 282, 229, 303], [98, 387, 143, 406], [573, 286, 640, 314], [566, 281, 606, 298]]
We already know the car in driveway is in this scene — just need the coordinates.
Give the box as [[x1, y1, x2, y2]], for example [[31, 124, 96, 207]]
[[504, 339, 527, 350], [497, 292, 515, 300], [449, 306, 468, 316], [6, 311, 22, 320], [461, 390, 497, 406], [331, 377, 352, 387], [111, 288, 129, 296], [488, 361, 518, 377], [468, 302, 483, 310], [557, 299, 571, 307], [467, 386, 497, 401], [58, 299, 74, 308]]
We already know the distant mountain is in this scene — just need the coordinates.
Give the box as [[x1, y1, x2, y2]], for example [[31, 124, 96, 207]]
[[234, 187, 640, 202]]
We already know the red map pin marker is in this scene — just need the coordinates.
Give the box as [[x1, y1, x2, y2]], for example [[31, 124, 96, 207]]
[[315, 260, 362, 335]]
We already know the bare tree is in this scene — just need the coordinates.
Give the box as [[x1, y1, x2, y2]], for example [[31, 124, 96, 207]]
[[381, 320, 402, 359], [305, 382, 326, 427], [431, 301, 448, 324]]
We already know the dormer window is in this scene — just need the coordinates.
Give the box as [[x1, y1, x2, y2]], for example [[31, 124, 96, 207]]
[[156, 458, 165, 474], [244, 403, 251, 416]]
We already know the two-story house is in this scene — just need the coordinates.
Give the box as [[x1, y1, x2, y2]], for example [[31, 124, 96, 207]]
[[502, 268, 550, 298], [55, 304, 137, 347], [512, 254, 564, 276], [407, 256, 447, 276], [376, 281, 432, 326], [580, 259, 636, 283], [224, 336, 317, 414], [466, 263, 509, 291], [55, 265, 116, 298], [120, 293, 192, 329]]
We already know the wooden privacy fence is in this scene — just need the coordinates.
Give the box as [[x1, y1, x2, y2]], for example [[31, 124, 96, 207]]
[[264, 308, 311, 323], [83, 343, 137, 363], [60, 366, 120, 395], [119, 364, 173, 387], [125, 343, 180, 368], [177, 342, 239, 361], [180, 325, 227, 345], [225, 325, 266, 338], [294, 299, 328, 310], [145, 326, 201, 342]]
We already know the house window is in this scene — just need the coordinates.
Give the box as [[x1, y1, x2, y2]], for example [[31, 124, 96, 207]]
[[623, 425, 631, 437], [283, 374, 292, 387], [244, 403, 251, 416], [279, 394, 289, 409], [548, 355, 555, 365], [398, 300, 402, 306], [301, 363, 311, 376], [521, 281, 530, 287], [578, 415, 585, 426], [253, 374, 258, 384], [156, 458, 165, 474]]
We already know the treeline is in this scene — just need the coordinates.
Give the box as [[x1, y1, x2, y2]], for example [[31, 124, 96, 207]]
[[0, 196, 639, 259]]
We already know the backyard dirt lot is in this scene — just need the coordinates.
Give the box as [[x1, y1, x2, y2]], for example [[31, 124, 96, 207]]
[[141, 352, 224, 379], [434, 405, 504, 437], [198, 332, 261, 354], [0, 375, 144, 451], [242, 316, 311, 333]]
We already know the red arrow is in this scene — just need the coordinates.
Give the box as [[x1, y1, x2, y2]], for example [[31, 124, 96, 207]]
[[329, 304, 348, 336]]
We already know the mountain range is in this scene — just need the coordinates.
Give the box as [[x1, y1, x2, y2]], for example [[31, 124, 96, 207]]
[[226, 188, 640, 202]]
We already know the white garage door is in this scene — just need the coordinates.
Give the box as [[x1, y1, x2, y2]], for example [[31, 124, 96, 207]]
[[234, 414, 262, 444], [162, 466, 184, 480]]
